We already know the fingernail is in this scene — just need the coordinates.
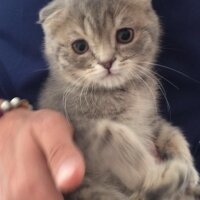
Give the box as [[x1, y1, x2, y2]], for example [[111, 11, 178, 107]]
[[56, 159, 77, 188]]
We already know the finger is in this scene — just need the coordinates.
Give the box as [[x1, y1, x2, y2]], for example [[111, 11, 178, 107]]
[[32, 110, 85, 192], [8, 131, 64, 200]]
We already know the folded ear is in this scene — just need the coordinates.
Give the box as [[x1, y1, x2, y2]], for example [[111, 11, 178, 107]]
[[39, 0, 65, 24]]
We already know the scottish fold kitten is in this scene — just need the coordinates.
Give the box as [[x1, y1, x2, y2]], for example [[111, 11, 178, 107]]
[[38, 0, 200, 199]]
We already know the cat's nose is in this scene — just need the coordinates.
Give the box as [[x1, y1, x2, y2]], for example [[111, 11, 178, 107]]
[[100, 58, 116, 70]]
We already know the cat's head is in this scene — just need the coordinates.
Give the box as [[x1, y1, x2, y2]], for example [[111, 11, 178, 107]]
[[40, 0, 160, 90]]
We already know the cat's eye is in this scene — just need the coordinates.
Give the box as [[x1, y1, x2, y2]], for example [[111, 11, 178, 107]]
[[72, 39, 89, 54], [116, 28, 134, 44]]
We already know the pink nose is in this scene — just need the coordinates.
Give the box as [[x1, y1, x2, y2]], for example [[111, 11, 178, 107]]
[[100, 58, 116, 70]]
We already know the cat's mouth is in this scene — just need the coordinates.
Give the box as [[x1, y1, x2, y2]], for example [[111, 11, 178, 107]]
[[102, 70, 120, 80]]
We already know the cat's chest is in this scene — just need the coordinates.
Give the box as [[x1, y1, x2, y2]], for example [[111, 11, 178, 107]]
[[66, 89, 133, 120], [66, 88, 156, 133]]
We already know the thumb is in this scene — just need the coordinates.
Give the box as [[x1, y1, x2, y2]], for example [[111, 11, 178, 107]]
[[32, 110, 85, 192]]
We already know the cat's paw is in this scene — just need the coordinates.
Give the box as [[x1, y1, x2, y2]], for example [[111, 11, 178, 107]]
[[145, 159, 190, 198], [95, 119, 134, 148], [188, 166, 199, 186], [93, 119, 153, 190], [129, 192, 144, 200], [186, 166, 199, 196], [163, 159, 189, 191], [96, 120, 126, 135]]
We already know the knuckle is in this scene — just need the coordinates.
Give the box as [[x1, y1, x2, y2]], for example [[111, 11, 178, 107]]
[[0, 110, 31, 136], [33, 109, 73, 137], [48, 143, 68, 167], [34, 109, 66, 127], [5, 109, 31, 123]]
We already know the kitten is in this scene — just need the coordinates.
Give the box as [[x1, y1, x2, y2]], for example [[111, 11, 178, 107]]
[[38, 0, 200, 199]]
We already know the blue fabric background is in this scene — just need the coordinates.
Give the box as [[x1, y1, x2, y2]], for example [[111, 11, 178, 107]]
[[153, 1, 200, 171], [0, 0, 200, 171]]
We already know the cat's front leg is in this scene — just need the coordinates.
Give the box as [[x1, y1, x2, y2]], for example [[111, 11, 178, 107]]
[[81, 119, 155, 190], [78, 119, 155, 190], [154, 118, 199, 192]]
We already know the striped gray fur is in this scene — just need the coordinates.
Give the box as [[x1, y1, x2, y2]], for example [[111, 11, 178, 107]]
[[38, 0, 200, 199]]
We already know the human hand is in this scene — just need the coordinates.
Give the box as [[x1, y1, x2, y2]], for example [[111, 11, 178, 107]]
[[0, 107, 85, 200]]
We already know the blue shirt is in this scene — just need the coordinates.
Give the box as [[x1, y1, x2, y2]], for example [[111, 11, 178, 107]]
[[0, 0, 200, 171]]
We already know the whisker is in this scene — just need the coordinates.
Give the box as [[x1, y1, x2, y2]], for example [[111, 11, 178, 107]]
[[128, 69, 158, 114], [153, 72, 179, 90], [33, 68, 49, 73], [139, 61, 200, 83], [135, 64, 179, 90], [134, 65, 171, 114], [62, 74, 90, 116]]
